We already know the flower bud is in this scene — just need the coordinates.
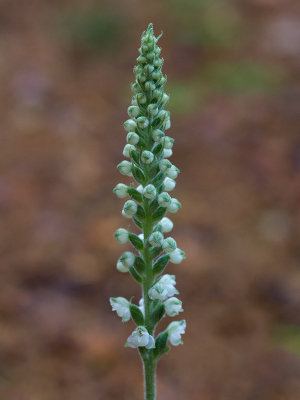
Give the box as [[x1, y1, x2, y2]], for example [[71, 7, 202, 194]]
[[143, 184, 157, 199], [166, 165, 180, 179], [158, 192, 172, 207], [157, 217, 173, 233], [152, 129, 164, 142], [146, 51, 155, 61], [163, 177, 176, 192], [163, 136, 174, 149], [153, 58, 163, 68], [145, 81, 156, 91], [117, 160, 133, 176], [114, 228, 129, 244], [125, 326, 155, 349], [147, 103, 159, 116], [153, 89, 163, 100], [158, 76, 167, 86], [119, 251, 135, 267], [141, 150, 154, 164], [148, 274, 178, 301], [144, 64, 154, 74], [167, 320, 186, 346], [110, 297, 131, 322], [122, 200, 138, 218], [117, 259, 129, 273], [159, 159, 172, 172], [138, 72, 147, 82], [128, 105, 140, 118], [136, 184, 144, 193], [169, 248, 185, 264], [149, 231, 164, 247], [163, 149, 173, 158], [137, 93, 147, 104], [113, 183, 128, 198], [124, 119, 137, 132], [127, 132, 139, 145], [123, 144, 136, 158], [161, 93, 169, 105], [137, 55, 147, 64], [164, 297, 183, 317], [162, 237, 177, 253], [164, 117, 171, 130], [151, 70, 162, 80], [137, 116, 149, 129], [167, 198, 181, 213], [131, 83, 140, 94]]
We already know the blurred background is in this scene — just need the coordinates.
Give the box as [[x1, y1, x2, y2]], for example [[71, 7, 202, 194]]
[[1, 0, 300, 399]]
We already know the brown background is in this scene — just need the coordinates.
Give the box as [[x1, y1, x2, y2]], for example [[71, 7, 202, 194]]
[[1, 0, 300, 399]]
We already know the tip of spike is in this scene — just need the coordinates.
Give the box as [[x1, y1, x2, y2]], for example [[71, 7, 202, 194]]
[[147, 23, 153, 33]]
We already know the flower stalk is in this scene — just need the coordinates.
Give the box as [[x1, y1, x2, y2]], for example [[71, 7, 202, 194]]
[[110, 23, 186, 400]]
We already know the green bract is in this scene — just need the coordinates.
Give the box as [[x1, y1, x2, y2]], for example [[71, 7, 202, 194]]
[[110, 23, 186, 400]]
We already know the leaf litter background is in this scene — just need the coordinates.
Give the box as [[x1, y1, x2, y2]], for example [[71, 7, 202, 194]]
[[0, 0, 300, 399]]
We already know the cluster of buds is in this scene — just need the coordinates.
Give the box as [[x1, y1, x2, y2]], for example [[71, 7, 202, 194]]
[[111, 23, 186, 366]]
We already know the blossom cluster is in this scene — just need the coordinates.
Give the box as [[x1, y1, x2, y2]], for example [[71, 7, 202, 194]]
[[110, 23, 186, 359]]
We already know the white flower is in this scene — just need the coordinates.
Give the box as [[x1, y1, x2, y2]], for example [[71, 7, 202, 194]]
[[147, 103, 158, 116], [125, 327, 155, 349], [167, 198, 181, 214], [136, 184, 143, 193], [163, 177, 176, 192], [137, 116, 149, 129], [128, 105, 140, 118], [163, 136, 174, 149], [122, 200, 137, 218], [159, 159, 172, 172], [163, 149, 173, 158], [143, 184, 157, 199], [152, 129, 165, 142], [110, 297, 131, 322], [164, 297, 183, 317], [141, 151, 154, 164], [123, 144, 136, 158], [127, 132, 139, 145], [162, 237, 177, 253], [166, 165, 180, 179], [124, 119, 137, 132], [169, 249, 186, 264], [138, 233, 144, 241], [113, 183, 128, 198], [158, 192, 172, 207], [119, 251, 135, 268], [139, 298, 145, 316], [149, 231, 164, 247], [114, 228, 129, 244], [148, 274, 179, 301], [157, 217, 173, 233], [117, 160, 133, 176], [116, 259, 129, 273], [167, 320, 186, 346]]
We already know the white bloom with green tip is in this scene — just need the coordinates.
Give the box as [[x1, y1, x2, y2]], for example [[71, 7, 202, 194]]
[[125, 327, 155, 349], [169, 248, 185, 264], [159, 159, 172, 172], [167, 198, 181, 213], [117, 160, 133, 176], [163, 177, 176, 192], [148, 274, 179, 301], [123, 144, 136, 158], [163, 149, 173, 158], [166, 165, 180, 179], [128, 105, 140, 118], [124, 119, 137, 132], [157, 217, 173, 233], [149, 231, 164, 247], [119, 251, 135, 268], [158, 192, 172, 207], [113, 183, 128, 198], [136, 184, 143, 193], [110, 297, 131, 322], [114, 228, 129, 244], [127, 132, 139, 145], [162, 237, 177, 253], [152, 129, 164, 142], [116, 259, 129, 273], [167, 320, 186, 346], [163, 137, 174, 149], [164, 297, 183, 317], [137, 116, 149, 129], [141, 150, 154, 164], [122, 200, 137, 218], [143, 184, 156, 199], [147, 103, 159, 116]]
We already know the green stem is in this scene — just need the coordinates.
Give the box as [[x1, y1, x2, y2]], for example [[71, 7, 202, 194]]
[[143, 355, 157, 400]]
